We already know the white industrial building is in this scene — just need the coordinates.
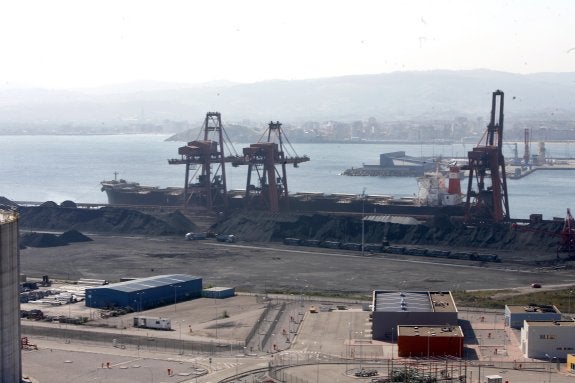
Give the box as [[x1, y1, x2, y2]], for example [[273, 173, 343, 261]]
[[505, 304, 561, 329], [520, 320, 575, 359], [0, 210, 22, 383]]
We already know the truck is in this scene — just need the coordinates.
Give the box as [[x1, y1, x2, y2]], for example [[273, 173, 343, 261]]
[[185, 232, 207, 241], [216, 234, 235, 243], [133, 316, 171, 330]]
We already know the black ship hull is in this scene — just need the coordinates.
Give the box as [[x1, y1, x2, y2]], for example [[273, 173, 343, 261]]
[[102, 185, 464, 216]]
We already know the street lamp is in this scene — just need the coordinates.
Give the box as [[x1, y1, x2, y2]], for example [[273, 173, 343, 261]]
[[179, 320, 185, 354], [137, 292, 145, 312], [545, 353, 553, 383], [361, 188, 366, 256], [173, 285, 181, 312]]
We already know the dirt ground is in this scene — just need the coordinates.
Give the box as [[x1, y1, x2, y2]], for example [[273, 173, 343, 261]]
[[20, 234, 574, 296]]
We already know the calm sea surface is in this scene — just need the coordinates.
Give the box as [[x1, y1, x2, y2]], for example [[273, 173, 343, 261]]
[[1, 134, 574, 220]]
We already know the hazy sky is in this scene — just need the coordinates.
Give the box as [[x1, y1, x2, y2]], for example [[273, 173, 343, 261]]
[[1, 0, 573, 89]]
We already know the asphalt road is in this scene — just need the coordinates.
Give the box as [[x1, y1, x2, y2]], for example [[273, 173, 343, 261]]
[[20, 234, 574, 295]]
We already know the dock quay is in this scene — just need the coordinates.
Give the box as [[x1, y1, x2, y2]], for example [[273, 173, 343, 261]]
[[507, 161, 575, 179]]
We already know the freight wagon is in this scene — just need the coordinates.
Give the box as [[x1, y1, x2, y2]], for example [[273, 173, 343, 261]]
[[283, 237, 501, 263]]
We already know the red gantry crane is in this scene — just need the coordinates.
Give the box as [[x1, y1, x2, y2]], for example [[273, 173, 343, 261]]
[[464, 90, 510, 224], [168, 112, 241, 210], [238, 121, 309, 212]]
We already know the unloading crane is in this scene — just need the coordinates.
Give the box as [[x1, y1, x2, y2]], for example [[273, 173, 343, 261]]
[[559, 208, 575, 256], [463, 90, 510, 224], [168, 112, 241, 210], [237, 121, 309, 212]]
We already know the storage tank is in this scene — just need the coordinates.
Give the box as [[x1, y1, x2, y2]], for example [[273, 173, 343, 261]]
[[0, 210, 22, 383]]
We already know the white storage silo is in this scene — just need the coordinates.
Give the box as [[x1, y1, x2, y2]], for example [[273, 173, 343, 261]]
[[0, 210, 22, 383]]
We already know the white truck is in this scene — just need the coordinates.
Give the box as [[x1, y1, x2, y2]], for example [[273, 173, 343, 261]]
[[185, 232, 207, 240], [133, 316, 171, 330]]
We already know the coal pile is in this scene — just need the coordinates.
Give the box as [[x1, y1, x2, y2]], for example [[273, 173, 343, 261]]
[[212, 211, 566, 263], [21, 232, 68, 248], [60, 230, 93, 243], [17, 204, 198, 235]]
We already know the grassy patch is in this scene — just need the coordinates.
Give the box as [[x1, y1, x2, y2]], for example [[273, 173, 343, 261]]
[[453, 288, 575, 312]]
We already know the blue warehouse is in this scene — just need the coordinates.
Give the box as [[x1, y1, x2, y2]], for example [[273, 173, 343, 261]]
[[85, 274, 202, 310]]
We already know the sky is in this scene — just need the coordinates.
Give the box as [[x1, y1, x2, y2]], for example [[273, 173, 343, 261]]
[[1, 0, 574, 89]]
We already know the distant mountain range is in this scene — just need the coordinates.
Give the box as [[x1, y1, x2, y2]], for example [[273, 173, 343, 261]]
[[1, 70, 574, 128]]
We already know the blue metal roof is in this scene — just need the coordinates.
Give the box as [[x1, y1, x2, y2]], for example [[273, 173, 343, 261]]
[[90, 274, 201, 293]]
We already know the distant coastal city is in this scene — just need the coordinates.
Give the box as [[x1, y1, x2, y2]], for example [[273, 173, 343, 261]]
[[2, 118, 575, 145]]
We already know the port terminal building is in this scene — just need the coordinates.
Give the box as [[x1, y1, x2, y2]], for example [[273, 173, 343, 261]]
[[85, 274, 202, 310], [504, 304, 562, 329], [371, 290, 458, 341], [371, 291, 458, 340]]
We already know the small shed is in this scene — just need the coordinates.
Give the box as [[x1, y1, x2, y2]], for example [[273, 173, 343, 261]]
[[202, 287, 235, 299]]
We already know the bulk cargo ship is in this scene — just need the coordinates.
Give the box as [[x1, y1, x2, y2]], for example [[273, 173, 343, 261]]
[[100, 178, 184, 206], [100, 165, 465, 216], [101, 112, 466, 217]]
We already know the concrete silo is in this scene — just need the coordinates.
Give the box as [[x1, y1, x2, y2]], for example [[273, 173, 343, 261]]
[[0, 210, 21, 383]]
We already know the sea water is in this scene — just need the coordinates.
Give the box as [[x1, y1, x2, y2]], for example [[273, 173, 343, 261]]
[[0, 134, 573, 220]]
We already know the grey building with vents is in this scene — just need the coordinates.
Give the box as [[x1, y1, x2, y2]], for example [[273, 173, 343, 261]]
[[371, 291, 458, 340], [0, 210, 21, 383], [85, 274, 202, 310], [505, 304, 562, 329]]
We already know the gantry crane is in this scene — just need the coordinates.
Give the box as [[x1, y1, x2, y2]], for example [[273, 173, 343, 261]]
[[559, 208, 575, 257], [464, 90, 510, 224], [168, 112, 240, 210], [238, 121, 309, 212]]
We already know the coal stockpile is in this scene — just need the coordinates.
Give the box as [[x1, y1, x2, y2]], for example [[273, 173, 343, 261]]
[[17, 204, 198, 236], [60, 230, 93, 243], [21, 232, 68, 248], [211, 211, 566, 262]]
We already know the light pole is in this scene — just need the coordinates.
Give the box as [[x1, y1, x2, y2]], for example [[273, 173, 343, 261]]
[[179, 320, 185, 354], [545, 353, 553, 383], [173, 285, 181, 312], [427, 330, 431, 358], [136, 291, 145, 312], [361, 188, 366, 256]]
